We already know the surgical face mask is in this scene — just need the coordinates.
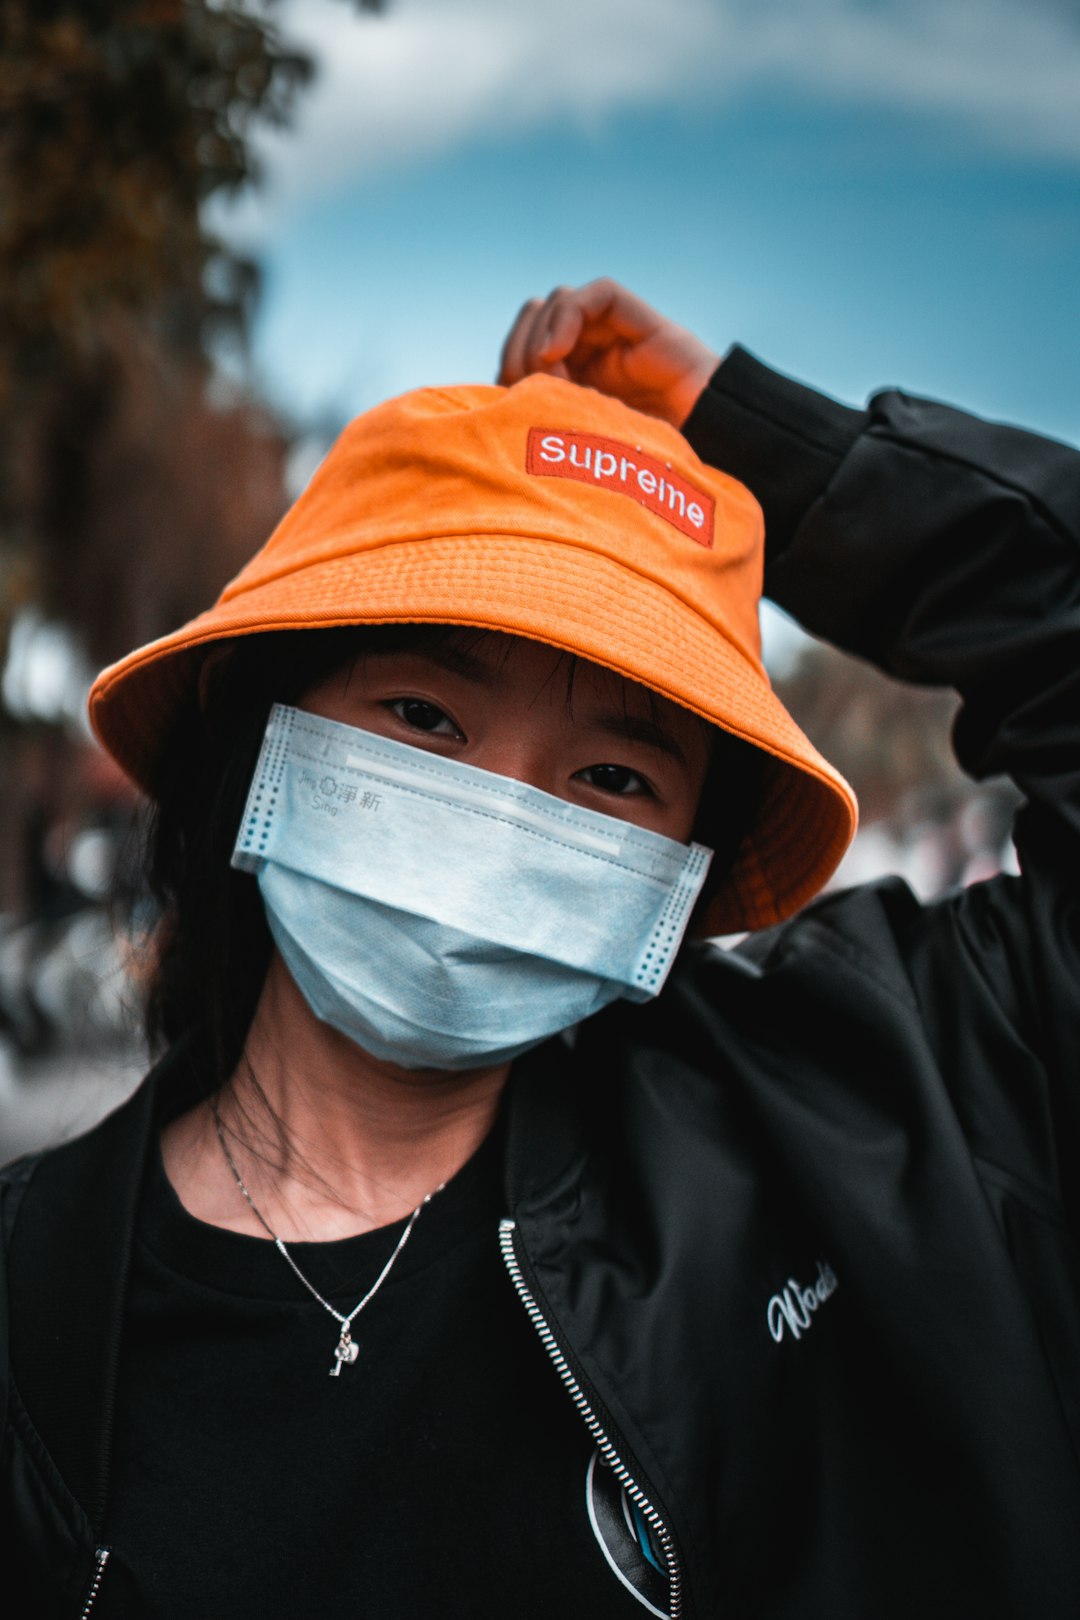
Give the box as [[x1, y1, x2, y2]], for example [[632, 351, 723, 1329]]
[[232, 704, 713, 1071]]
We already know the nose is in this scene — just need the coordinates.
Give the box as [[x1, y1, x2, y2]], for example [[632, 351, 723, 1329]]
[[468, 731, 562, 798]]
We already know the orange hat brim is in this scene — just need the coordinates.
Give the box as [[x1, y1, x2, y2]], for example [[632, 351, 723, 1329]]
[[90, 529, 855, 935]]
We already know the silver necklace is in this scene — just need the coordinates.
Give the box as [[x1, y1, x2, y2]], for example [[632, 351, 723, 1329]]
[[211, 1099, 444, 1377]]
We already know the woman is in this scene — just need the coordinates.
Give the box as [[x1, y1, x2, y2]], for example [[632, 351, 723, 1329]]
[[3, 280, 1079, 1619]]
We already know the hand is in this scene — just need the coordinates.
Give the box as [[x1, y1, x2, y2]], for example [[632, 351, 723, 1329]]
[[498, 278, 720, 427]]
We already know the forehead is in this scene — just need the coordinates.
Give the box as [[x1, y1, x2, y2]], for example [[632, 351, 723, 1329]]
[[358, 628, 701, 728]]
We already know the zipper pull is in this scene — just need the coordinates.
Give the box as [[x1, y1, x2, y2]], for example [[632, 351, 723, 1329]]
[[78, 1547, 111, 1619]]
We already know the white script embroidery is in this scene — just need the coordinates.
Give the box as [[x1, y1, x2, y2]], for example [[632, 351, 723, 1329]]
[[766, 1261, 839, 1343]]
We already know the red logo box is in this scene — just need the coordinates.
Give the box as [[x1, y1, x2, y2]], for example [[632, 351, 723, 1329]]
[[526, 427, 715, 547]]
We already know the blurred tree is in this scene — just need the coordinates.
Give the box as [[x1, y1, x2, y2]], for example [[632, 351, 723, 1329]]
[[0, 0, 383, 934], [773, 643, 964, 826], [0, 0, 381, 670], [773, 641, 1021, 897]]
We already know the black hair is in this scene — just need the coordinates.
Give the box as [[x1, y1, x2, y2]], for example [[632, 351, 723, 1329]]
[[143, 626, 763, 1091]]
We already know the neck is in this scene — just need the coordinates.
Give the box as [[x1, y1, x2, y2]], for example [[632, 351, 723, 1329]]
[[162, 953, 508, 1241]]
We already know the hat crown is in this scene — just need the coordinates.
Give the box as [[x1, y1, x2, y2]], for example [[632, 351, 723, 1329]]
[[219, 375, 765, 672], [88, 373, 856, 932]]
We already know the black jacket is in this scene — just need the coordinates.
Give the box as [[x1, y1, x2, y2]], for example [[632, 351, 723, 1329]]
[[3, 352, 1080, 1619]]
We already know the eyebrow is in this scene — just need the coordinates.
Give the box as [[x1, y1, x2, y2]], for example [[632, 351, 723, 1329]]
[[363, 641, 500, 684], [586, 709, 689, 767], [362, 641, 690, 765]]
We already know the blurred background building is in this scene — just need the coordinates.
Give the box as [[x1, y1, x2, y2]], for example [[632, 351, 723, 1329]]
[[0, 0, 1073, 1159]]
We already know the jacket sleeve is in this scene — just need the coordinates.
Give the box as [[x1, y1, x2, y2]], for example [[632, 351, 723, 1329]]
[[682, 348, 1080, 1223]]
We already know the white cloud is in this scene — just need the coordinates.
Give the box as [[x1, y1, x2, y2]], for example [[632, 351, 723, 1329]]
[[223, 0, 1080, 236]]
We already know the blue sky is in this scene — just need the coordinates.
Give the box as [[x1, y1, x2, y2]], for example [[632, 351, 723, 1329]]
[[224, 0, 1080, 453]]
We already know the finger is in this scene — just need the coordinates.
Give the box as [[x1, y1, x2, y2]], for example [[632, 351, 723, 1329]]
[[519, 292, 560, 371], [498, 297, 543, 384], [569, 276, 662, 344], [510, 290, 580, 379], [536, 293, 585, 367]]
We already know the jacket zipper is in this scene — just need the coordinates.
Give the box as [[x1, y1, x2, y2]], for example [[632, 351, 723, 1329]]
[[78, 1547, 110, 1619], [499, 1217, 684, 1619]]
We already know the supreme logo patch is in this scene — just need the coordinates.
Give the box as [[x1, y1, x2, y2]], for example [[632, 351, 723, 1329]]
[[526, 428, 715, 547]]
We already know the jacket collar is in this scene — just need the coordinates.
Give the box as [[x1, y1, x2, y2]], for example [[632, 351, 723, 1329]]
[[501, 1030, 590, 1215], [7, 1042, 204, 1534]]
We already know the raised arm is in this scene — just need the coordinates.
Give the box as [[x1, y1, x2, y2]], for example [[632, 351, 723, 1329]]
[[686, 342, 1080, 1204], [501, 279, 1080, 1228]]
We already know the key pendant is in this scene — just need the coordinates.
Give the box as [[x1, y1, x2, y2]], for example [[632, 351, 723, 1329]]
[[329, 1329, 359, 1377]]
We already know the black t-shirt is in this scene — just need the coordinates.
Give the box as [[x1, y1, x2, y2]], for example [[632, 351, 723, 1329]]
[[106, 1117, 664, 1618]]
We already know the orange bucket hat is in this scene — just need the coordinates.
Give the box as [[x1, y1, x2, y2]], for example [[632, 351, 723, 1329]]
[[89, 373, 857, 933]]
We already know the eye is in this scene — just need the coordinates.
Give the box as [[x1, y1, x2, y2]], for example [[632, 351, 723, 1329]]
[[576, 763, 651, 797], [386, 698, 462, 738]]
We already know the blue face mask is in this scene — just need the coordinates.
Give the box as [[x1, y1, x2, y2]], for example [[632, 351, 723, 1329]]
[[232, 705, 713, 1071]]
